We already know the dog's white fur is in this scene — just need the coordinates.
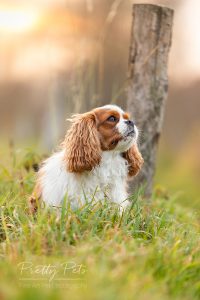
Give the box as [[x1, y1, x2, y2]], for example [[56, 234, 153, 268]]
[[40, 150, 129, 209], [37, 105, 139, 210]]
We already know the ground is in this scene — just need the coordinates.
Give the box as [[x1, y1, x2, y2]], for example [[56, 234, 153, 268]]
[[0, 145, 200, 300]]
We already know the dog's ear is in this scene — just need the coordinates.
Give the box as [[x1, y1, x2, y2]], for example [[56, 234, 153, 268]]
[[123, 144, 144, 177], [63, 112, 102, 173]]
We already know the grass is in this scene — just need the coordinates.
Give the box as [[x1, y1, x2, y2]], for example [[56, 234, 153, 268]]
[[0, 145, 200, 300], [155, 139, 200, 210]]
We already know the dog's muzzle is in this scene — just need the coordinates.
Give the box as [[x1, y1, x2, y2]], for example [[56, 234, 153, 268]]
[[124, 120, 135, 137]]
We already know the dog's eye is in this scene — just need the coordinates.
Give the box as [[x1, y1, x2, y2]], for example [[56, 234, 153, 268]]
[[107, 116, 117, 122]]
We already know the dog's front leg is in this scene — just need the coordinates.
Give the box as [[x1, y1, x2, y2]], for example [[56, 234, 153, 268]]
[[109, 182, 130, 213]]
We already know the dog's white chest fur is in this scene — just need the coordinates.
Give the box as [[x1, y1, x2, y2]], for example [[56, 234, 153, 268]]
[[40, 150, 129, 208]]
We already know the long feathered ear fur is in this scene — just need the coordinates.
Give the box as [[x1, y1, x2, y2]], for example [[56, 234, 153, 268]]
[[63, 112, 102, 173], [123, 144, 144, 177]]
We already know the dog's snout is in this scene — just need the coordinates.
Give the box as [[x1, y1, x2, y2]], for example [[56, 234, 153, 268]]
[[125, 120, 135, 127]]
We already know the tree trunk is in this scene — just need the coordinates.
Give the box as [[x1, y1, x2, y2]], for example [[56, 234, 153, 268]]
[[127, 4, 174, 196]]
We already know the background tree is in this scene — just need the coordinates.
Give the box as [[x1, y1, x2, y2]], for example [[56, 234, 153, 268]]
[[127, 4, 174, 196]]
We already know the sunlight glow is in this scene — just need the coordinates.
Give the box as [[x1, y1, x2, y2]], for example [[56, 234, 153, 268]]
[[0, 9, 39, 33]]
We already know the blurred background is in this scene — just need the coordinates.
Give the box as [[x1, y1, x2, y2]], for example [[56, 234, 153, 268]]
[[0, 0, 199, 207]]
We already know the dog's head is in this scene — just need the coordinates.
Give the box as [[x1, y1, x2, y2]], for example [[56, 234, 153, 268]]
[[63, 104, 143, 175]]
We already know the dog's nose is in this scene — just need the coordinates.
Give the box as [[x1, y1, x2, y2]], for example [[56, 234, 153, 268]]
[[125, 120, 135, 127]]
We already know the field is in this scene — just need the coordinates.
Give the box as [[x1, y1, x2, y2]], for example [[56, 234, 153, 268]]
[[0, 144, 200, 300]]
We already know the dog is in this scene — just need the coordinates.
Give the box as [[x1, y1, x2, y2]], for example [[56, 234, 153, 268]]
[[29, 104, 144, 213]]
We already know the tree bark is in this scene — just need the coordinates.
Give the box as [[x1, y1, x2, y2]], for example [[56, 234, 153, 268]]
[[127, 4, 174, 196]]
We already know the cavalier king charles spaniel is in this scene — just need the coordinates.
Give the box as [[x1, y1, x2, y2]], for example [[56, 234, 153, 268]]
[[29, 104, 143, 213]]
